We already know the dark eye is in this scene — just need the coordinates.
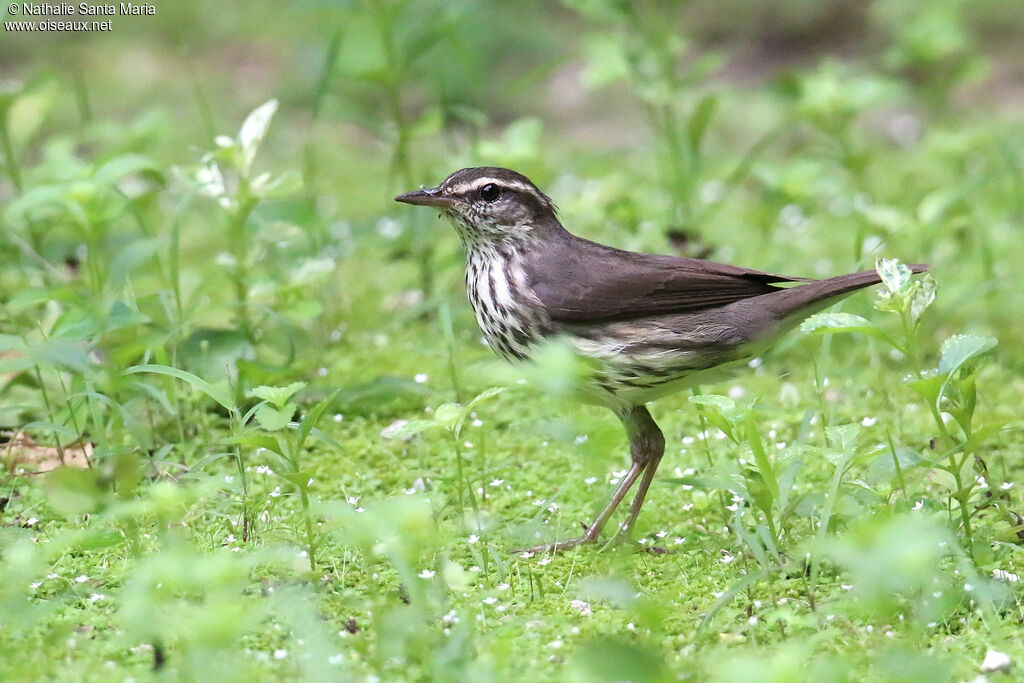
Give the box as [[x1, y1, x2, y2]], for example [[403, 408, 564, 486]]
[[479, 183, 500, 202]]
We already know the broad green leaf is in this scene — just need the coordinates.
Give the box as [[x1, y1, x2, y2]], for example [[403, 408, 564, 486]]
[[228, 434, 284, 457], [800, 312, 894, 345], [124, 364, 237, 413], [44, 467, 104, 516], [938, 334, 997, 376], [876, 257, 913, 295], [688, 394, 735, 412], [433, 403, 462, 432], [93, 153, 164, 186], [254, 402, 297, 432], [906, 369, 943, 404], [383, 419, 440, 439], [246, 381, 307, 409], [278, 469, 315, 490]]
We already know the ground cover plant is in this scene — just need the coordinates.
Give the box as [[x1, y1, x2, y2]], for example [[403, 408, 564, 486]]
[[2, 0, 1024, 680]]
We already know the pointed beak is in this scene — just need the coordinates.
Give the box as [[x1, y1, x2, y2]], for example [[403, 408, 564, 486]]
[[394, 186, 454, 209]]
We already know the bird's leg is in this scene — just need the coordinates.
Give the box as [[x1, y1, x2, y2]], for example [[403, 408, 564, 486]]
[[613, 406, 665, 544], [519, 405, 659, 554]]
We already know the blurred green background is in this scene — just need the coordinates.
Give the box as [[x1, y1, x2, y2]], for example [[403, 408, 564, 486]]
[[3, 1, 1024, 681]]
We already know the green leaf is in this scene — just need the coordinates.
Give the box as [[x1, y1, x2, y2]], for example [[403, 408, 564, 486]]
[[253, 402, 297, 432], [463, 386, 505, 414], [44, 467, 104, 516], [238, 99, 279, 175], [687, 93, 719, 153], [93, 153, 164, 186], [800, 312, 895, 346], [124, 364, 237, 414], [688, 394, 735, 412], [296, 387, 343, 450], [383, 419, 440, 439], [938, 334, 997, 376], [909, 274, 937, 323], [278, 469, 315, 490], [876, 257, 913, 295], [246, 381, 307, 409], [229, 434, 284, 456], [433, 403, 462, 433]]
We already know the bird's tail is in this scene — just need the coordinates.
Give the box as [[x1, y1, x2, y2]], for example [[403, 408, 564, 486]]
[[738, 264, 930, 338]]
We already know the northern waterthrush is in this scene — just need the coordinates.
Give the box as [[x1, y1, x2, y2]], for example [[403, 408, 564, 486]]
[[396, 167, 928, 553]]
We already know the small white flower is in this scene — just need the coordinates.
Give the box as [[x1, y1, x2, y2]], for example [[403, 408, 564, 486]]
[[75, 575, 89, 583], [656, 530, 667, 538], [537, 557, 551, 566], [333, 413, 344, 422], [418, 569, 435, 579], [520, 552, 534, 559], [674, 537, 685, 545], [911, 500, 924, 511], [1001, 482, 1013, 490], [548, 638, 563, 649], [328, 654, 344, 665], [489, 479, 504, 487], [482, 597, 498, 605], [347, 496, 360, 506], [860, 416, 877, 427], [981, 649, 1011, 673], [682, 503, 694, 511], [273, 649, 288, 660], [88, 593, 105, 602], [25, 517, 38, 526], [414, 373, 428, 384], [468, 534, 479, 544]]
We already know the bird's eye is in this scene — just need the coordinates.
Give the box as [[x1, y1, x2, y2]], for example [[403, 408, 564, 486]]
[[479, 183, 500, 202]]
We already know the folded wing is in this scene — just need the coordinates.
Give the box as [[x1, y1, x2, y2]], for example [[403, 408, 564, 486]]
[[524, 233, 804, 323]]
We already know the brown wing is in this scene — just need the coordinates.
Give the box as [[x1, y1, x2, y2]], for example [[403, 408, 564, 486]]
[[523, 231, 805, 323]]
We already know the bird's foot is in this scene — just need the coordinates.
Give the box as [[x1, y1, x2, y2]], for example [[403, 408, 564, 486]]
[[515, 534, 598, 555]]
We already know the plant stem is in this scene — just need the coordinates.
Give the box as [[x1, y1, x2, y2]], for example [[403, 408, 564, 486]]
[[300, 485, 317, 573], [0, 107, 22, 192]]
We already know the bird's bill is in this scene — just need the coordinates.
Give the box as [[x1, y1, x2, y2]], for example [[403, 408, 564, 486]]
[[394, 187, 454, 208]]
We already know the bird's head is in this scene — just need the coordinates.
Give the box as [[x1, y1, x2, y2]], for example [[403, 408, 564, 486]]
[[395, 167, 557, 247]]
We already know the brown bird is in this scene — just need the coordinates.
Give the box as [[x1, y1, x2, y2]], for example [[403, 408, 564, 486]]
[[396, 167, 928, 553]]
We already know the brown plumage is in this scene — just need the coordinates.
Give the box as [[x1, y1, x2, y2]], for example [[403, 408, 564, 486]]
[[397, 166, 929, 553]]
